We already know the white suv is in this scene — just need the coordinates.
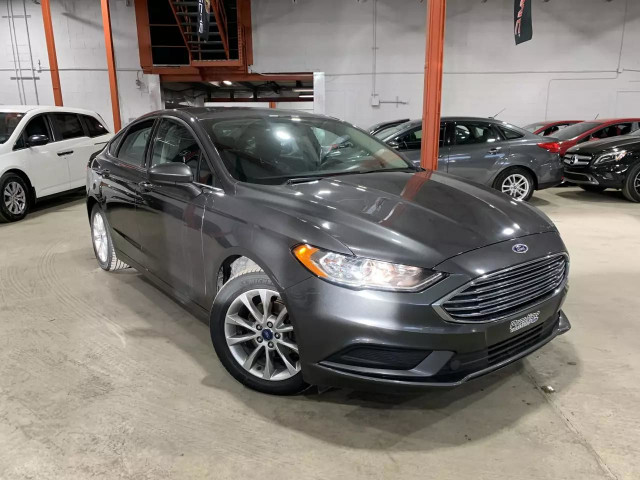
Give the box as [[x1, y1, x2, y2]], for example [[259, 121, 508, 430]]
[[0, 106, 113, 222]]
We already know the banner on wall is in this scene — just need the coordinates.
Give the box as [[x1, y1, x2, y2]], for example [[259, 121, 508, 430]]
[[514, 0, 533, 45], [198, 0, 211, 40]]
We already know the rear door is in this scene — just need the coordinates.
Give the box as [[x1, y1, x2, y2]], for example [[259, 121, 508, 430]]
[[70, 114, 112, 188], [12, 113, 71, 197], [99, 119, 156, 264], [48, 112, 91, 189], [446, 120, 506, 185]]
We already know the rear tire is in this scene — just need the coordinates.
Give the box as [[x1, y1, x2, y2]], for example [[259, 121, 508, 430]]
[[494, 167, 535, 201], [579, 185, 606, 193], [210, 269, 308, 395], [622, 163, 640, 203], [90, 205, 129, 271], [0, 173, 30, 222]]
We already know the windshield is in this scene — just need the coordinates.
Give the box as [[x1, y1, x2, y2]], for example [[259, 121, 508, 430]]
[[0, 112, 25, 144], [201, 115, 414, 184], [553, 122, 601, 140], [523, 123, 545, 133]]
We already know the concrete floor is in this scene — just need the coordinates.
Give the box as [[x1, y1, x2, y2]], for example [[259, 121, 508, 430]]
[[0, 187, 639, 480]]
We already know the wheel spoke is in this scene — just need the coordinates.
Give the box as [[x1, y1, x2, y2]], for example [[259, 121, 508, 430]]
[[259, 289, 272, 321], [227, 333, 256, 346], [273, 309, 287, 329], [243, 344, 263, 370], [275, 344, 299, 375], [225, 313, 257, 332], [275, 324, 294, 333], [277, 339, 299, 354], [239, 292, 263, 323], [263, 349, 274, 380]]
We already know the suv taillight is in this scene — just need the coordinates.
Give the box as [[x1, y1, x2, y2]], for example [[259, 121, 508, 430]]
[[537, 142, 561, 153]]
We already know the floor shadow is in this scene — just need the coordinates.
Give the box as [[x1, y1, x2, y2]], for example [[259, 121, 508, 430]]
[[0, 189, 86, 225], [553, 188, 628, 204], [529, 195, 551, 207], [118, 271, 580, 451]]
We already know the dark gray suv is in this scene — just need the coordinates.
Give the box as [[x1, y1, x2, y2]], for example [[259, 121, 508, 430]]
[[87, 108, 570, 395], [377, 117, 563, 201]]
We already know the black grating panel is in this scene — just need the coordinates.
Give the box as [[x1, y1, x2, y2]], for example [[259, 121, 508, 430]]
[[327, 346, 431, 371]]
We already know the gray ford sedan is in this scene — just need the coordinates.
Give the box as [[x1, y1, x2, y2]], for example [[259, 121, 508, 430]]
[[377, 116, 563, 201], [87, 107, 570, 395]]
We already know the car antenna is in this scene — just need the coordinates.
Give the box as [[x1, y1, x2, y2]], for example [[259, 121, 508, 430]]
[[490, 108, 506, 119], [594, 113, 600, 120]]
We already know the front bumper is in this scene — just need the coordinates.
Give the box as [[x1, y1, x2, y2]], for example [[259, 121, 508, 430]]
[[564, 164, 629, 188], [283, 232, 570, 392]]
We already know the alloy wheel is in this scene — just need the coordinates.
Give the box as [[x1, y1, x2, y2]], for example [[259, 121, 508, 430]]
[[224, 288, 300, 381], [501, 173, 530, 201], [635, 171, 640, 194], [92, 212, 109, 263], [3, 181, 26, 215]]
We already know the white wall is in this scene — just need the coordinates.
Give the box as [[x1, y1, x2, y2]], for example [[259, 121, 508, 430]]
[[0, 0, 161, 131], [251, 0, 640, 128], [2, 0, 640, 131]]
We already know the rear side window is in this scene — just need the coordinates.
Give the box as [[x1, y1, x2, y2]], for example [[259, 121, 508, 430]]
[[116, 120, 155, 166], [82, 115, 109, 137], [499, 126, 524, 140], [454, 122, 501, 145], [50, 113, 85, 140]]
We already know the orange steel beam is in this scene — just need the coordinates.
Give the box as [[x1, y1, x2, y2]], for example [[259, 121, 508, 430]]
[[40, 0, 62, 106], [134, 0, 153, 72], [101, 0, 122, 132], [420, 0, 447, 171], [269, 101, 276, 108], [238, 0, 253, 66]]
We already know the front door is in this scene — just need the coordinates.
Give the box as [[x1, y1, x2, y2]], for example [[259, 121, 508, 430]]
[[13, 113, 70, 197], [446, 121, 506, 185], [137, 117, 208, 301]]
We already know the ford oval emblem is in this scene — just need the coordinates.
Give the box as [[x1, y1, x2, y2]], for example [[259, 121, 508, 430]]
[[512, 244, 529, 254]]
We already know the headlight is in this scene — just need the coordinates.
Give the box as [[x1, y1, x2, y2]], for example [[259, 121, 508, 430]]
[[293, 244, 445, 292], [594, 150, 627, 165]]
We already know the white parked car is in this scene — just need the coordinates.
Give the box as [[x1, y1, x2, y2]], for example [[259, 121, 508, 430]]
[[0, 105, 112, 222]]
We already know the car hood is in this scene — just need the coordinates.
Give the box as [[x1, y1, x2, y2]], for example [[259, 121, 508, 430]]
[[241, 171, 556, 269], [567, 136, 640, 155]]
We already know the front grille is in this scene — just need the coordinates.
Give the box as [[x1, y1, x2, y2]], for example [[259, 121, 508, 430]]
[[563, 170, 597, 184], [440, 254, 568, 322], [488, 323, 545, 365], [326, 346, 431, 370], [563, 153, 592, 166]]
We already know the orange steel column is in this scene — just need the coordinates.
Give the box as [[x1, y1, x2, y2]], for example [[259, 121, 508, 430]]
[[101, 0, 122, 132], [41, 0, 63, 106], [420, 0, 447, 171]]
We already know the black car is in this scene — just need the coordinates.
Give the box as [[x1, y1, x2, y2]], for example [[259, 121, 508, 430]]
[[368, 118, 410, 136], [563, 133, 640, 202], [87, 107, 570, 395]]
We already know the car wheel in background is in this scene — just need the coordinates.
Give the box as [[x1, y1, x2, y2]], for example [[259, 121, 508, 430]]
[[90, 205, 129, 271], [0, 173, 30, 222], [494, 167, 535, 202], [622, 163, 640, 203], [210, 268, 308, 395], [579, 185, 607, 193]]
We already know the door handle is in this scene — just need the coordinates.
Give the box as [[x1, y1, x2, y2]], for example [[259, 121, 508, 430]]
[[139, 181, 153, 191], [57, 150, 74, 156], [96, 169, 110, 178], [488, 147, 502, 154]]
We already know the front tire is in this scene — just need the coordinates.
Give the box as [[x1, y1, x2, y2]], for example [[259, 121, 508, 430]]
[[494, 167, 535, 201], [579, 185, 607, 193], [622, 163, 640, 203], [90, 205, 129, 271], [210, 269, 307, 395], [0, 173, 30, 222]]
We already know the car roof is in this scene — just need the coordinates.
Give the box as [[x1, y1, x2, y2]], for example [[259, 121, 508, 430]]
[[150, 106, 330, 122], [0, 105, 102, 116]]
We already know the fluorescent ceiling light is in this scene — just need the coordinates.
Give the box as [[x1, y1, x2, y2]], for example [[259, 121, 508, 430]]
[[223, 80, 233, 86], [292, 88, 313, 93], [299, 94, 314, 98]]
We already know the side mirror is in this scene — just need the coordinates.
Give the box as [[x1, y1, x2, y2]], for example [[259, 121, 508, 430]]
[[148, 163, 193, 184], [26, 134, 49, 147]]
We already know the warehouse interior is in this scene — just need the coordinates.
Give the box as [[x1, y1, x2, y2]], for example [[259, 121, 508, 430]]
[[1, 1, 639, 479]]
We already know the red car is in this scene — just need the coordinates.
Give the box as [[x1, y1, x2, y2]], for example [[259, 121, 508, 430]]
[[523, 120, 582, 137], [552, 118, 640, 156]]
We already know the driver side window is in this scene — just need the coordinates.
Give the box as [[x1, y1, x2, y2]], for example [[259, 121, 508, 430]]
[[151, 119, 202, 171], [14, 115, 50, 150]]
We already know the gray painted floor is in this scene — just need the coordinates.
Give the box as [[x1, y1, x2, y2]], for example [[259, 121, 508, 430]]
[[0, 187, 638, 479]]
